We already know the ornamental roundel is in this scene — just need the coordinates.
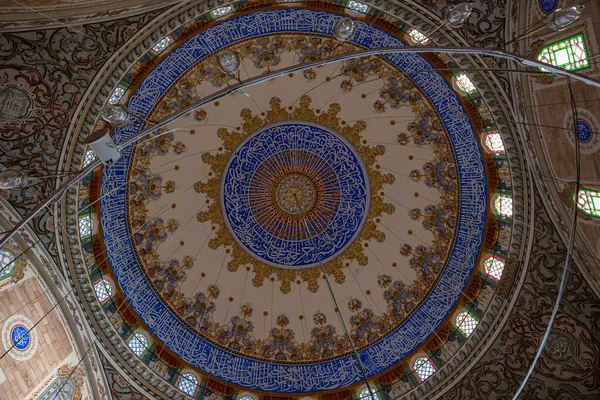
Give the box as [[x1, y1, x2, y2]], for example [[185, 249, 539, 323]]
[[220, 122, 370, 269], [2, 314, 38, 361]]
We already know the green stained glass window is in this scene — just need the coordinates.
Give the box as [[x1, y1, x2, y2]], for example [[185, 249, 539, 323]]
[[127, 332, 149, 357], [413, 357, 436, 382], [455, 310, 479, 337], [492, 194, 513, 218], [576, 189, 600, 217], [537, 34, 590, 71], [359, 386, 379, 400], [483, 254, 505, 282], [0, 249, 15, 280], [177, 372, 199, 396], [453, 73, 476, 95]]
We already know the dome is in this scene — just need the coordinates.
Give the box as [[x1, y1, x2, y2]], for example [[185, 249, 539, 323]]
[[1, 1, 600, 400]]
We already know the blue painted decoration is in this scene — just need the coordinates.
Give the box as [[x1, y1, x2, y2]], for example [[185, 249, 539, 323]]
[[576, 120, 592, 142], [539, 0, 558, 13], [10, 325, 30, 351], [221, 122, 369, 269], [100, 9, 487, 392]]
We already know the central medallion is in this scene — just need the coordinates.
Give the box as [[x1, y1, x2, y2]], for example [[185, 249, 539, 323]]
[[274, 174, 316, 215], [221, 121, 370, 269]]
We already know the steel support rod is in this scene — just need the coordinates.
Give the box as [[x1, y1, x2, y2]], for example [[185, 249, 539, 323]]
[[2, 45, 598, 249]]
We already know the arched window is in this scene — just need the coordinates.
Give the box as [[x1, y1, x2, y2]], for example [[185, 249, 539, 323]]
[[177, 372, 199, 396], [575, 189, 600, 218], [482, 254, 505, 282], [412, 357, 436, 382], [108, 86, 126, 105], [347, 1, 369, 13], [210, 5, 233, 18], [93, 278, 113, 304], [453, 73, 476, 95], [358, 386, 379, 400], [127, 332, 149, 357], [492, 194, 513, 218], [407, 28, 430, 45], [238, 397, 255, 400], [455, 310, 479, 337], [83, 148, 96, 167], [537, 34, 589, 71], [152, 36, 173, 54], [0, 248, 15, 279], [78, 214, 93, 239], [482, 131, 505, 155]]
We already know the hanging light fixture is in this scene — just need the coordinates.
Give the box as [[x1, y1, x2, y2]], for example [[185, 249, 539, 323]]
[[218, 50, 241, 75], [84, 128, 122, 165], [0, 170, 29, 190], [333, 17, 356, 41], [445, 2, 474, 27], [99, 104, 132, 127], [548, 5, 584, 31]]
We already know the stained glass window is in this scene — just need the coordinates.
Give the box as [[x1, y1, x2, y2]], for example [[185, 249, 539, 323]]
[[0, 249, 15, 279], [453, 73, 476, 94], [238, 396, 255, 400], [211, 6, 233, 18], [348, 1, 369, 13], [482, 131, 505, 155], [127, 332, 149, 357], [177, 372, 199, 396], [492, 194, 513, 218], [455, 310, 479, 337], [78, 214, 93, 239], [576, 189, 600, 217], [94, 278, 113, 304], [358, 386, 379, 400], [407, 28, 430, 45], [108, 87, 125, 105], [83, 149, 96, 167], [152, 36, 173, 54], [483, 254, 505, 282], [537, 34, 589, 71], [413, 357, 436, 382]]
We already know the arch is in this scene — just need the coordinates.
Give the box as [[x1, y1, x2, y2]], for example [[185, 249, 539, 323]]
[[482, 131, 505, 155], [491, 193, 513, 218], [406, 28, 429, 45], [38, 375, 74, 399], [452, 73, 476, 95], [358, 385, 379, 400], [454, 310, 479, 337], [83, 148, 96, 167], [575, 188, 600, 218], [537, 33, 590, 71], [177, 370, 200, 396], [482, 254, 505, 282], [78, 213, 93, 240], [93, 277, 113, 304], [127, 331, 150, 357], [412, 356, 436, 382]]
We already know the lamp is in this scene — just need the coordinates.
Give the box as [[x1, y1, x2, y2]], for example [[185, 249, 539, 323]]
[[0, 170, 29, 190], [549, 6, 584, 31], [333, 18, 356, 41], [218, 50, 241, 75], [446, 2, 473, 27]]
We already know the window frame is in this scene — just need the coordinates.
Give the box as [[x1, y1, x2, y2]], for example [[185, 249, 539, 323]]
[[482, 254, 505, 282], [454, 309, 479, 338], [482, 131, 505, 155], [177, 370, 200, 397], [93, 277, 114, 304], [452, 73, 477, 95], [575, 188, 600, 218], [537, 33, 590, 71], [491, 193, 513, 219], [411, 356, 436, 383], [127, 331, 150, 358]]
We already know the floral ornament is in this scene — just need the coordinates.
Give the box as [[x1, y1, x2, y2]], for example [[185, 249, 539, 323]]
[[400, 244, 413, 256], [193, 96, 394, 294], [378, 274, 392, 288], [207, 284, 220, 298], [409, 208, 422, 220], [303, 68, 316, 81], [348, 298, 363, 312], [276, 314, 290, 327], [240, 303, 253, 318], [194, 109, 207, 121], [313, 311, 327, 326]]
